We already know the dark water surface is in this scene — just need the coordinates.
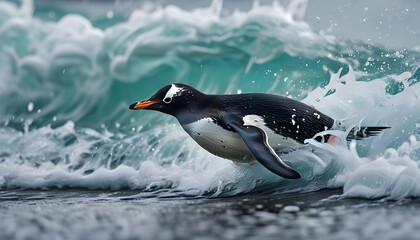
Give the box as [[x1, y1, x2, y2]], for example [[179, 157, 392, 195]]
[[2, 189, 419, 240]]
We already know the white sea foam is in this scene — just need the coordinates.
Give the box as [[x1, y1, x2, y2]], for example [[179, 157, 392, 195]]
[[304, 66, 420, 199]]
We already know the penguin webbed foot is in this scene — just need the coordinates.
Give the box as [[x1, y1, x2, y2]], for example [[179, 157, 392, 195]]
[[314, 134, 337, 145], [327, 135, 337, 144]]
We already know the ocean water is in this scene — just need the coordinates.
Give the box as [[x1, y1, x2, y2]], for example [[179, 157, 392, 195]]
[[0, 0, 419, 239]]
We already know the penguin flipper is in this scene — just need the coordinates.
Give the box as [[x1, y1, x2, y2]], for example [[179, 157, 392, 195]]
[[226, 121, 301, 179]]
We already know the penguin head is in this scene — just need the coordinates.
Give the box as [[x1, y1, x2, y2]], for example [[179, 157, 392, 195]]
[[129, 83, 205, 116]]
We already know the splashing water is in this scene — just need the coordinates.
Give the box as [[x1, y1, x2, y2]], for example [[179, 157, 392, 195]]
[[0, 0, 419, 200]]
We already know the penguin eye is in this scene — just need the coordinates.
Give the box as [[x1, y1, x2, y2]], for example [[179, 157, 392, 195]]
[[163, 97, 172, 103]]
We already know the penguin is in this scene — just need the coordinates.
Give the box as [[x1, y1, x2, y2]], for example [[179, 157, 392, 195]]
[[129, 83, 389, 179]]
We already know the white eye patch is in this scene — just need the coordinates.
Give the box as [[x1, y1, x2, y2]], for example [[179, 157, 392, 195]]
[[163, 84, 183, 104]]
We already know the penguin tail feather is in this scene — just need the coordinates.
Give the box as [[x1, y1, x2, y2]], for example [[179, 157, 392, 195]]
[[346, 126, 390, 141]]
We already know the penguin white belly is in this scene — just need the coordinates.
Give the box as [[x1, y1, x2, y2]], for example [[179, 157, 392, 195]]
[[182, 116, 303, 162], [183, 118, 252, 161]]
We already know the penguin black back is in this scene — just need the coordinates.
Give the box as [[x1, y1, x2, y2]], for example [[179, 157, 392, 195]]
[[210, 93, 335, 143]]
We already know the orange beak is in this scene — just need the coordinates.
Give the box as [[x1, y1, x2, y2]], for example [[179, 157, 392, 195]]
[[129, 100, 158, 110]]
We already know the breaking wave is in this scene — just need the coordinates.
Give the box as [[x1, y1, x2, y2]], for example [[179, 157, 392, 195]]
[[0, 0, 419, 199]]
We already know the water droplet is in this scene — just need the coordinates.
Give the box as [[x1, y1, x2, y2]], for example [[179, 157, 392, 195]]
[[106, 10, 114, 19], [27, 102, 34, 112]]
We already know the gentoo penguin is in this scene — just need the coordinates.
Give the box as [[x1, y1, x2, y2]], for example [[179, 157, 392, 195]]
[[129, 83, 389, 179]]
